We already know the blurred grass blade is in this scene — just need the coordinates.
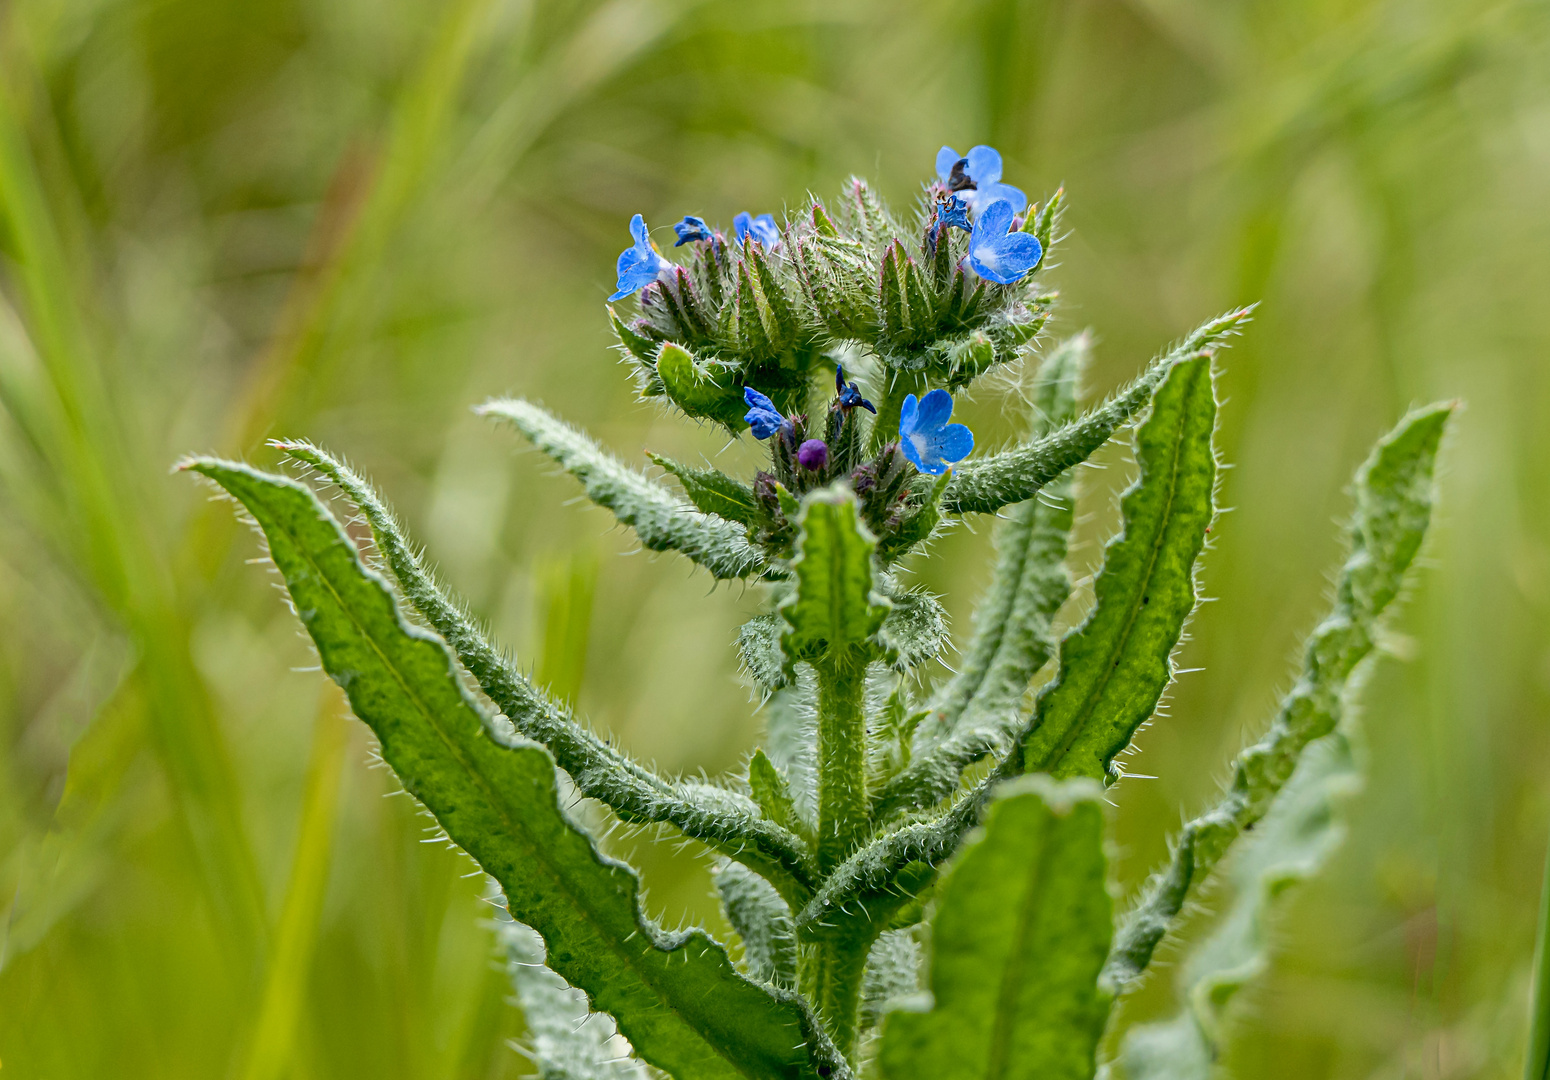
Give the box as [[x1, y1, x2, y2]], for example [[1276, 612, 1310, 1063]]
[[183, 456, 849, 1080], [1104, 403, 1453, 991], [239, 0, 497, 441], [1120, 733, 1360, 1078], [480, 399, 768, 579], [238, 694, 350, 1080], [535, 551, 597, 706], [0, 70, 267, 949], [497, 916, 650, 1080], [1020, 354, 1217, 782], [1527, 824, 1550, 1080], [877, 776, 1112, 1080], [942, 309, 1246, 516]]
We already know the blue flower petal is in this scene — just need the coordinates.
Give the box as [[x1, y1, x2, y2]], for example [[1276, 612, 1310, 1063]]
[[611, 213, 671, 300], [934, 422, 974, 463], [975, 199, 1016, 237], [897, 388, 974, 474], [913, 387, 955, 429], [966, 145, 1003, 184], [743, 386, 786, 440], [629, 212, 652, 247], [673, 215, 713, 246], [735, 212, 780, 247], [977, 180, 1028, 214], [936, 145, 962, 183], [939, 195, 972, 232]]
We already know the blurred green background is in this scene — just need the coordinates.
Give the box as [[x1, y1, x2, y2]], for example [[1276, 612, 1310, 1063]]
[[0, 0, 1547, 1076]]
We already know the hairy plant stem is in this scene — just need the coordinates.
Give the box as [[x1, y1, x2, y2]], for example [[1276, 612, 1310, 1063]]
[[802, 924, 876, 1064], [816, 654, 871, 873]]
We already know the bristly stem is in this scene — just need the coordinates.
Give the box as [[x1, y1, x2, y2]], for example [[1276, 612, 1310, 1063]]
[[1526, 820, 1550, 1080], [816, 653, 871, 874]]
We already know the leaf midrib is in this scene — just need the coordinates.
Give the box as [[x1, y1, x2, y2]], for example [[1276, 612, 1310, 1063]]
[[1034, 370, 1199, 775]]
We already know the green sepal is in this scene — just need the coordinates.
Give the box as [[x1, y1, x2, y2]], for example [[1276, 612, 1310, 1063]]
[[748, 747, 804, 839], [649, 453, 758, 524], [934, 331, 995, 388], [182, 458, 844, 1080], [879, 242, 910, 343], [747, 240, 799, 350], [877, 776, 1113, 1080], [878, 472, 952, 562], [610, 305, 661, 361], [1032, 186, 1065, 255], [847, 176, 894, 248], [1019, 355, 1217, 781], [734, 260, 774, 357], [657, 343, 749, 430], [811, 200, 839, 238], [780, 485, 889, 665]]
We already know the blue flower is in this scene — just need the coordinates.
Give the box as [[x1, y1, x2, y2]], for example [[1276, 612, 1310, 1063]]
[[673, 215, 715, 246], [744, 387, 786, 440], [610, 214, 673, 301], [934, 145, 1028, 215], [834, 365, 876, 413], [938, 194, 972, 233], [899, 389, 973, 475], [734, 212, 781, 248], [965, 199, 1043, 285]]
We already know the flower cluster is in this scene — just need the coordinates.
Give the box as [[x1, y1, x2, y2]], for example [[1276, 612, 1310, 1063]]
[[604, 144, 1053, 560]]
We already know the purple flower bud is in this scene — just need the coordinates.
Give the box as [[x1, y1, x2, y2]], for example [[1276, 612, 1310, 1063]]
[[797, 439, 829, 471]]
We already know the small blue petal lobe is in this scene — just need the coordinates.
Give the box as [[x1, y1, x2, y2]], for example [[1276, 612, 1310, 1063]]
[[743, 386, 785, 439], [966, 145, 1003, 184], [936, 146, 961, 183], [673, 215, 713, 246], [914, 388, 954, 429], [935, 423, 974, 463]]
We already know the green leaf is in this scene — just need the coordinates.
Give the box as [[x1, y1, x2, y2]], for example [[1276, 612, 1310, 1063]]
[[1119, 733, 1359, 1080], [748, 747, 803, 839], [1103, 402, 1453, 992], [779, 486, 888, 664], [877, 776, 1113, 1080], [943, 308, 1249, 516], [739, 613, 792, 691], [479, 398, 767, 580], [877, 589, 948, 672], [275, 441, 816, 905], [650, 453, 758, 524], [656, 343, 749, 429], [875, 334, 1086, 820], [714, 860, 799, 989], [185, 458, 845, 1080], [1019, 354, 1217, 782], [497, 914, 649, 1080]]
